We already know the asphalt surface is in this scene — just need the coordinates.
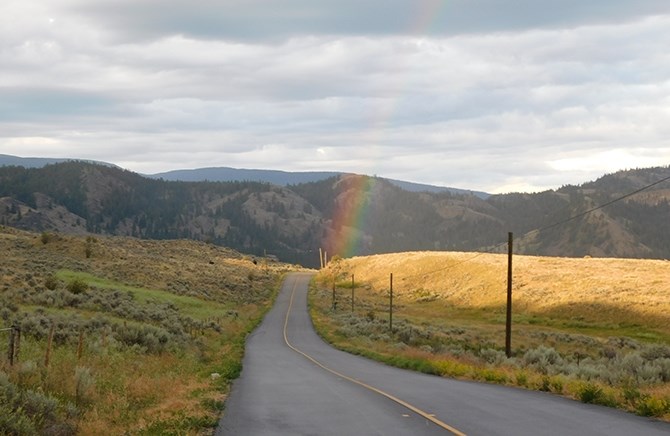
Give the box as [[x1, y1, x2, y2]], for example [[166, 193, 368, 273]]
[[217, 272, 670, 435]]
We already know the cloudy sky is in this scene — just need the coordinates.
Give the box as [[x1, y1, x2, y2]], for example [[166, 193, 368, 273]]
[[2, 0, 669, 193]]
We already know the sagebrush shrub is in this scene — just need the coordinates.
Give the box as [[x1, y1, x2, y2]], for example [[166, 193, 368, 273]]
[[74, 367, 95, 406], [66, 278, 87, 295], [44, 275, 59, 290]]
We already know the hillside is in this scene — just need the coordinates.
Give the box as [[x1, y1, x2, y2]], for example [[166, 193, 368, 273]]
[[1, 162, 669, 265], [312, 252, 670, 419], [0, 162, 325, 266], [0, 226, 293, 434]]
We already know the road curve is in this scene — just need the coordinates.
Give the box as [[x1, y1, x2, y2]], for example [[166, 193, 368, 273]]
[[217, 272, 670, 435]]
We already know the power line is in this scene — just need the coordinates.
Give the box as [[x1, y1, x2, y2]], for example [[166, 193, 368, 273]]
[[530, 172, 670, 235], [400, 171, 670, 281]]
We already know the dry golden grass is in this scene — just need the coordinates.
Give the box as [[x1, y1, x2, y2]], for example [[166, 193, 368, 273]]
[[327, 251, 670, 335], [313, 251, 670, 420]]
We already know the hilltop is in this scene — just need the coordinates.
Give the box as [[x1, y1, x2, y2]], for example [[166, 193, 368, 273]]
[[0, 154, 488, 197], [1, 161, 669, 266]]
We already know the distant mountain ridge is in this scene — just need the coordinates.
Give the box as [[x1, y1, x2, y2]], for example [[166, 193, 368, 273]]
[[151, 167, 489, 197], [150, 167, 341, 186], [0, 154, 489, 198], [1, 158, 668, 267], [0, 154, 118, 169]]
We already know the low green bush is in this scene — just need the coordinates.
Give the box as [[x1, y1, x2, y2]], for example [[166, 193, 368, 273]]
[[635, 396, 669, 417], [577, 382, 617, 407], [66, 278, 88, 295]]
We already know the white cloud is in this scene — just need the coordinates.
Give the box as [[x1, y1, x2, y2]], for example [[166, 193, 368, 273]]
[[547, 149, 670, 174]]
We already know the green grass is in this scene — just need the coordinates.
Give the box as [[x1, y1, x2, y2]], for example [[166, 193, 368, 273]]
[[56, 270, 231, 320]]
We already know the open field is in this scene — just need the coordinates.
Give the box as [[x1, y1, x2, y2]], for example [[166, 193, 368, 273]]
[[312, 251, 670, 420], [0, 226, 296, 434]]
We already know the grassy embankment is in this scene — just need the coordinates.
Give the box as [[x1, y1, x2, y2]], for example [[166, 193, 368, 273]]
[[311, 252, 670, 420], [0, 226, 295, 434]]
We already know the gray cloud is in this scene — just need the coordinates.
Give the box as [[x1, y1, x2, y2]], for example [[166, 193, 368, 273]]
[[70, 0, 670, 41], [1, 1, 669, 193]]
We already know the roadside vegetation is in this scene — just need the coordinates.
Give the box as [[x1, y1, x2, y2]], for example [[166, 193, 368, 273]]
[[0, 226, 294, 434], [312, 252, 670, 421]]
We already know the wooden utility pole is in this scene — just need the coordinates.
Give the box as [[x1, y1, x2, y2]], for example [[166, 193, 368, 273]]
[[351, 274, 355, 312], [389, 273, 393, 332], [319, 248, 324, 269], [505, 232, 513, 358]]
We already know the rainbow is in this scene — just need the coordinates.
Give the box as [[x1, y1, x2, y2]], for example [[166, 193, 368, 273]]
[[324, 2, 446, 259], [407, 0, 446, 34], [326, 175, 378, 259]]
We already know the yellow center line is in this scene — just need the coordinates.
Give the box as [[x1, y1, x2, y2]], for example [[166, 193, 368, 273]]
[[283, 275, 467, 436]]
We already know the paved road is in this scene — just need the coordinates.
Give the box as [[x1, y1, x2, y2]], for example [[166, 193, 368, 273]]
[[217, 272, 670, 435]]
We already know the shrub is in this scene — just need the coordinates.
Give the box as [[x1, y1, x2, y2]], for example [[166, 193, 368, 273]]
[[66, 278, 87, 295], [577, 382, 617, 407], [0, 371, 75, 435], [44, 275, 59, 290], [657, 358, 670, 382], [18, 361, 39, 386], [523, 346, 563, 375], [538, 376, 564, 393], [113, 323, 174, 354], [635, 396, 669, 417], [577, 382, 603, 403], [0, 409, 37, 435], [40, 232, 52, 244], [515, 371, 529, 387], [641, 345, 670, 361], [480, 348, 507, 365], [479, 369, 507, 384], [622, 386, 643, 406], [74, 367, 95, 406], [433, 359, 470, 378]]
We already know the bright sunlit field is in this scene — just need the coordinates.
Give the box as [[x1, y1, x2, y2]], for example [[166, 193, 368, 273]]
[[312, 251, 670, 420]]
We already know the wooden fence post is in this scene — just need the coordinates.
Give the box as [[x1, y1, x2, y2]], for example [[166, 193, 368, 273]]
[[7, 326, 15, 366], [45, 324, 55, 368], [14, 327, 20, 364]]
